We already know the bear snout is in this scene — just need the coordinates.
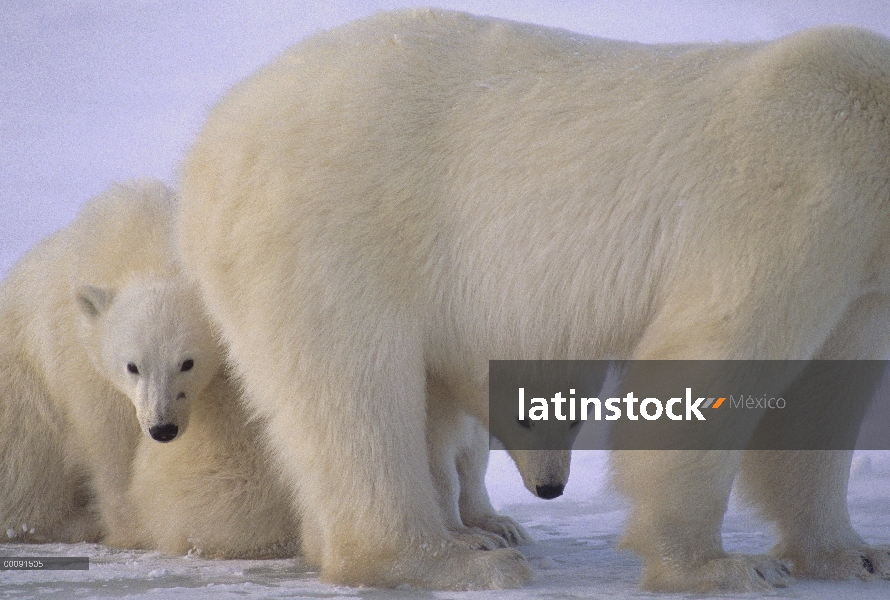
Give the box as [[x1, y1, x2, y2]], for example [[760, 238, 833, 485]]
[[149, 423, 179, 442], [535, 483, 564, 499]]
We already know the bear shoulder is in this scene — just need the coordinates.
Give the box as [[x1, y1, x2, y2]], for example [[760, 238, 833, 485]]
[[739, 26, 890, 110]]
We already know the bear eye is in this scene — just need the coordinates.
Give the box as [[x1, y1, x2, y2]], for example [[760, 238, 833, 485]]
[[518, 418, 532, 430], [127, 363, 139, 375], [181, 359, 194, 372]]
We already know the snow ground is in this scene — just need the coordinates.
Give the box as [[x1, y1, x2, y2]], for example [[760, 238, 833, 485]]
[[3, 451, 890, 599], [3, 1, 890, 598]]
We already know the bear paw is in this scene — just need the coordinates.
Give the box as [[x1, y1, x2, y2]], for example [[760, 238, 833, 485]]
[[781, 544, 890, 580], [642, 553, 795, 593], [450, 526, 510, 550], [465, 514, 534, 547], [440, 547, 533, 590], [348, 544, 532, 590]]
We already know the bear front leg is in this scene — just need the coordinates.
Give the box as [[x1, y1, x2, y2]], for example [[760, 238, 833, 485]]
[[248, 330, 531, 590], [426, 378, 528, 549], [455, 420, 533, 547], [65, 388, 144, 548], [426, 382, 508, 550]]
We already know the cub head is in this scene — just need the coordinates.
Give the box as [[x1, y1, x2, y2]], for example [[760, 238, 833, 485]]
[[491, 364, 614, 500], [491, 393, 584, 500], [75, 277, 222, 442], [505, 430, 578, 501]]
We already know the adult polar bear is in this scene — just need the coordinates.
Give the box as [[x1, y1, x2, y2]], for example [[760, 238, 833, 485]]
[[179, 9, 890, 591]]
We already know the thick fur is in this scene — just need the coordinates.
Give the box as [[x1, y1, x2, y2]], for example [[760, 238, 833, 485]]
[[0, 181, 299, 557], [426, 379, 533, 549], [179, 9, 890, 591], [127, 372, 301, 558], [0, 180, 179, 543]]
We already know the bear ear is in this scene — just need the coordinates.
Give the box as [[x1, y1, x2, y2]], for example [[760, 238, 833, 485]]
[[75, 285, 115, 318]]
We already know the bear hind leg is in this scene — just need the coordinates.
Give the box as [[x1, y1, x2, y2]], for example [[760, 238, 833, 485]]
[[738, 293, 890, 580]]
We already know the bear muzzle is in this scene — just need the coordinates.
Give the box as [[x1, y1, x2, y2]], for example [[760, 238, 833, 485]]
[[535, 483, 565, 499], [148, 423, 179, 442]]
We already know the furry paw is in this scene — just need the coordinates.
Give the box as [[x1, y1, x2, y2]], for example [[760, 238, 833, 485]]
[[331, 544, 533, 590], [780, 544, 890, 580], [450, 526, 509, 550], [465, 514, 534, 547], [642, 553, 795, 592]]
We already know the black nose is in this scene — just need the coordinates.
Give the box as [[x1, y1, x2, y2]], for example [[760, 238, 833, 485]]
[[149, 423, 179, 442], [535, 483, 564, 499]]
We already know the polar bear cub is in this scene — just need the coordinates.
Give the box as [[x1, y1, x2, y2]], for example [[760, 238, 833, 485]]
[[126, 367, 301, 558], [0, 181, 297, 555], [77, 274, 302, 558], [75, 278, 221, 446], [1, 180, 183, 543]]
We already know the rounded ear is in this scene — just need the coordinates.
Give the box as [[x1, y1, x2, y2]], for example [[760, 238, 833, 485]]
[[75, 285, 115, 318]]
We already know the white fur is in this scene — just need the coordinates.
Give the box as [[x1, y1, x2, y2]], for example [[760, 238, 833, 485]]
[[0, 181, 298, 557], [0, 180, 180, 543], [127, 372, 301, 558], [179, 9, 890, 591], [76, 278, 221, 445], [426, 378, 533, 549]]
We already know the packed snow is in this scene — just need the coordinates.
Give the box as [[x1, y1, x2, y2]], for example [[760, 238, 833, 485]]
[[3, 451, 890, 599], [3, 2, 890, 598]]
